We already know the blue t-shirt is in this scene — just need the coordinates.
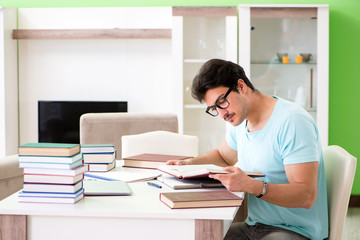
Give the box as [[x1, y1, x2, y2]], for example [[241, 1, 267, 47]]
[[226, 97, 328, 240]]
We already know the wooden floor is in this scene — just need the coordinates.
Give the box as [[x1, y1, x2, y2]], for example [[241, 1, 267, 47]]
[[343, 208, 360, 240]]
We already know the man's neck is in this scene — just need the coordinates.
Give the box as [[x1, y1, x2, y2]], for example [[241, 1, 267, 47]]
[[246, 92, 277, 132]]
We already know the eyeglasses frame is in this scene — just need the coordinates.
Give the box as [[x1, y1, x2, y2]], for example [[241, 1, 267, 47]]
[[205, 84, 236, 117]]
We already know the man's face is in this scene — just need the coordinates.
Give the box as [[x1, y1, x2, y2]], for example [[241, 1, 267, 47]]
[[204, 85, 248, 126]]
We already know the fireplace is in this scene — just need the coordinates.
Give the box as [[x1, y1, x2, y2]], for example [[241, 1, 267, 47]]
[[38, 101, 127, 144]]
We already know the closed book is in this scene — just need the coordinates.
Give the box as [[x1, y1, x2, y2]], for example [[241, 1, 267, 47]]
[[23, 181, 83, 193], [81, 144, 115, 153], [123, 153, 192, 169], [18, 189, 84, 204], [19, 152, 83, 164], [160, 190, 243, 209], [19, 158, 83, 170], [24, 173, 84, 184], [157, 164, 264, 180], [23, 164, 88, 176], [83, 151, 116, 164], [18, 143, 80, 157], [87, 160, 115, 172]]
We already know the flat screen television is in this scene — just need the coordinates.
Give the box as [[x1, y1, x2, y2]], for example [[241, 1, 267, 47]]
[[38, 101, 127, 144]]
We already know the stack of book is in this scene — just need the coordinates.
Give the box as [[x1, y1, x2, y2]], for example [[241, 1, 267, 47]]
[[81, 144, 116, 172], [18, 143, 87, 204]]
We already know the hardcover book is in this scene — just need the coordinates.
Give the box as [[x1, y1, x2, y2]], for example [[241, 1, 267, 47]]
[[23, 164, 88, 176], [80, 144, 115, 153], [18, 143, 80, 157], [157, 164, 264, 180], [18, 189, 84, 204], [19, 152, 83, 164], [83, 151, 116, 164], [23, 181, 83, 193], [122, 153, 192, 169], [160, 190, 243, 209], [19, 158, 83, 170], [87, 160, 116, 172], [24, 173, 84, 185]]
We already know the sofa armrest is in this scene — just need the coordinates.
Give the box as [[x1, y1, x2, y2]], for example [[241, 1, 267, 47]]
[[0, 155, 23, 200], [0, 155, 22, 180]]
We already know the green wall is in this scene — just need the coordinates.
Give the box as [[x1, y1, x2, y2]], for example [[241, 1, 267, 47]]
[[1, 0, 360, 194]]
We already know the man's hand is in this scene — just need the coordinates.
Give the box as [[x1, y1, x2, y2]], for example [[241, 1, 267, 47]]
[[209, 166, 250, 192]]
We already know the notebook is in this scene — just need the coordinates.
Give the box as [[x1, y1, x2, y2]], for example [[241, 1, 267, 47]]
[[83, 181, 132, 196]]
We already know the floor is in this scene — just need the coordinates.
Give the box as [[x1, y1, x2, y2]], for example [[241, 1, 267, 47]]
[[343, 208, 360, 240]]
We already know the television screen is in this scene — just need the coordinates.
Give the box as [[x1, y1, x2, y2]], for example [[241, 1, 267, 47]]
[[38, 101, 127, 144]]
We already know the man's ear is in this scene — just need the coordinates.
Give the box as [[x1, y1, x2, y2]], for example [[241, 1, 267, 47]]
[[236, 79, 247, 93]]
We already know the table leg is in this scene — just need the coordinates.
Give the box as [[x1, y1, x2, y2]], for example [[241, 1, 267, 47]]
[[0, 215, 26, 240], [195, 219, 223, 240]]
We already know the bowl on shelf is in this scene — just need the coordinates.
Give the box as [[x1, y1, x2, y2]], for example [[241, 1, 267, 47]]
[[276, 53, 288, 62], [300, 53, 312, 62]]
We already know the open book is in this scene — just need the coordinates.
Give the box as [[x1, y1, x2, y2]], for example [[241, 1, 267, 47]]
[[157, 164, 264, 180]]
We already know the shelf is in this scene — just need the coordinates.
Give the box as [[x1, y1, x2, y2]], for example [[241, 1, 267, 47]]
[[251, 61, 317, 65], [12, 29, 172, 39], [173, 6, 237, 17], [251, 7, 317, 18], [184, 104, 207, 109], [184, 59, 210, 63]]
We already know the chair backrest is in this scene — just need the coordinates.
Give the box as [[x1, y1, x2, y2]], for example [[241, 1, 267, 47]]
[[80, 113, 178, 159], [121, 130, 199, 158], [323, 145, 357, 240]]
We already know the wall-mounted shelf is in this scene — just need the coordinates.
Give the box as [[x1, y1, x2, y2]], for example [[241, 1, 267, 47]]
[[173, 6, 237, 17], [12, 29, 172, 39], [251, 7, 317, 18]]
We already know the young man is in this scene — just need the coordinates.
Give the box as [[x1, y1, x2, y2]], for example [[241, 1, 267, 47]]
[[167, 59, 328, 240]]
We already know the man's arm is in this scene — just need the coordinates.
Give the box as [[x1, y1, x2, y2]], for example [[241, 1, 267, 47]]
[[210, 161, 319, 209], [166, 139, 237, 167]]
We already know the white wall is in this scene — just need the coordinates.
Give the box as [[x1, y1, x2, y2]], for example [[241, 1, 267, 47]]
[[18, 7, 174, 144], [0, 7, 18, 157]]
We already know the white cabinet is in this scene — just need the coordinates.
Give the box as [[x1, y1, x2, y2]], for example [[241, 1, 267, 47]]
[[172, 7, 238, 154], [238, 4, 329, 145], [0, 7, 18, 157]]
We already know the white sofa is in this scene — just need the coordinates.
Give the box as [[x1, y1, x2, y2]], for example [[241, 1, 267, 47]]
[[0, 155, 23, 200]]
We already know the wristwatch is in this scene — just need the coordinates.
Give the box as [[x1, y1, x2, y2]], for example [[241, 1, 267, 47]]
[[256, 181, 268, 198]]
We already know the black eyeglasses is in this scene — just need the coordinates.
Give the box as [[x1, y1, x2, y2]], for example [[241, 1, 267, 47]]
[[206, 85, 235, 117]]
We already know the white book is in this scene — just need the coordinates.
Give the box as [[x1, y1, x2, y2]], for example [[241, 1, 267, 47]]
[[19, 159, 83, 170], [80, 144, 115, 153], [18, 190, 84, 204], [23, 164, 88, 176], [23, 181, 83, 193], [24, 173, 84, 184], [19, 153, 83, 164], [19, 189, 84, 198], [87, 160, 115, 172], [83, 152, 116, 164]]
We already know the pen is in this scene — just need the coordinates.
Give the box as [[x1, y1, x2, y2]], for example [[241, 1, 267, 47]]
[[147, 181, 162, 189]]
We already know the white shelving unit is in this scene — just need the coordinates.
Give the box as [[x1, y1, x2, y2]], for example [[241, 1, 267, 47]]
[[0, 7, 18, 157], [172, 7, 237, 154], [238, 4, 329, 145]]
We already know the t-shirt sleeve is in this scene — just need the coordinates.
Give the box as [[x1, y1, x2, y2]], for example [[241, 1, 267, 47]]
[[278, 114, 320, 165], [225, 122, 238, 151]]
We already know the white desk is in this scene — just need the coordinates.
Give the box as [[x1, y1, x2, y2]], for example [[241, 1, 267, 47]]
[[0, 167, 241, 240]]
